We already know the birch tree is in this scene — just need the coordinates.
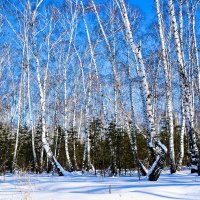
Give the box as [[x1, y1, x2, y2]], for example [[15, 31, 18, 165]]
[[24, 5, 38, 171], [62, 1, 78, 171], [177, 100, 185, 170], [28, 0, 66, 176], [116, 0, 167, 181], [3, 0, 38, 172], [12, 73, 23, 172], [191, 1, 200, 95], [168, 0, 199, 173], [155, 0, 176, 174], [91, 0, 124, 175]]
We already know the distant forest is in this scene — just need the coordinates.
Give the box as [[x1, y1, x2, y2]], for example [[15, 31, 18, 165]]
[[0, 0, 200, 181]]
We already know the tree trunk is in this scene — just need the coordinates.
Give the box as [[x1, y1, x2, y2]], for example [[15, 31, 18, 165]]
[[155, 0, 176, 174], [80, 0, 96, 172], [29, 5, 66, 175], [13, 75, 23, 172], [125, 34, 147, 176], [117, 0, 167, 181], [177, 100, 185, 170], [27, 53, 38, 172], [168, 0, 199, 173]]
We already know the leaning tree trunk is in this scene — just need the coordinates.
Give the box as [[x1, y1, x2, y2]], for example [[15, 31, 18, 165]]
[[125, 34, 147, 176], [31, 25, 66, 177], [116, 0, 167, 181], [40, 95, 66, 176], [155, 0, 176, 174], [37, 55, 66, 176], [27, 0, 66, 176]]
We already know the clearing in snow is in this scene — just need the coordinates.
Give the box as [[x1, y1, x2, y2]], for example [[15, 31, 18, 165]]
[[0, 169, 200, 200]]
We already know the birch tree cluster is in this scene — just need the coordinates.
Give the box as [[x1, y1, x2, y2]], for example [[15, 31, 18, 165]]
[[0, 0, 200, 181]]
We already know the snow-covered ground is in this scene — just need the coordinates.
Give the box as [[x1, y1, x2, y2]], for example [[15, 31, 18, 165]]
[[0, 170, 200, 200]]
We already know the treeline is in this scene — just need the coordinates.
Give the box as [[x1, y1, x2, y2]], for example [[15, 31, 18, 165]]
[[0, 118, 192, 175]]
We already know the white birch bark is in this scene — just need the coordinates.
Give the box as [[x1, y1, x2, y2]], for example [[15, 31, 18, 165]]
[[81, 0, 108, 172], [63, 1, 78, 171], [186, 2, 195, 130], [23, 11, 38, 170], [36, 59, 65, 176], [116, 0, 167, 181], [27, 56, 38, 171], [29, 0, 66, 175], [124, 32, 147, 175], [191, 3, 200, 95], [179, 0, 184, 57], [81, 60, 94, 172], [64, 65, 73, 171], [177, 100, 185, 170], [72, 72, 78, 170], [155, 0, 176, 173], [12, 74, 23, 172], [168, 0, 199, 172], [73, 43, 86, 140], [5, 0, 38, 171], [186, 2, 192, 123], [40, 145, 44, 171], [73, 43, 95, 171], [53, 94, 59, 158], [117, 0, 156, 147]]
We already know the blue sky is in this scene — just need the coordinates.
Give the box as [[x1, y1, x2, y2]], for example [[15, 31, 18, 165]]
[[130, 0, 154, 23], [47, 0, 155, 24]]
